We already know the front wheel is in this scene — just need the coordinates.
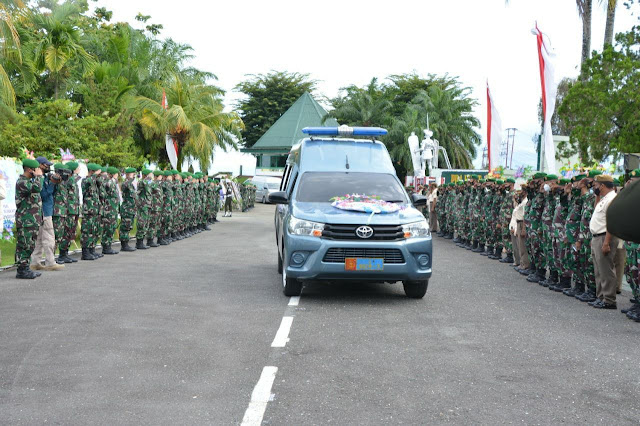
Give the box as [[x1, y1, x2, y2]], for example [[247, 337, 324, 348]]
[[277, 252, 283, 274], [282, 268, 302, 296], [403, 280, 428, 298]]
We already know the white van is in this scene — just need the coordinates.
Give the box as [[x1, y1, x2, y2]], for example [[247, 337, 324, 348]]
[[250, 176, 282, 203]]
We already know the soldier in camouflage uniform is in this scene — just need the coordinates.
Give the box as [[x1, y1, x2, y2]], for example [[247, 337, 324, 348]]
[[561, 174, 587, 297], [480, 179, 496, 256], [59, 161, 80, 263], [173, 172, 185, 239], [472, 179, 487, 253], [52, 163, 70, 264], [119, 167, 138, 252], [94, 167, 108, 258], [148, 170, 163, 247], [100, 167, 120, 255], [487, 179, 505, 260], [497, 179, 516, 263], [548, 178, 572, 292], [526, 174, 547, 282], [539, 174, 558, 287], [135, 169, 154, 249], [81, 163, 102, 260], [158, 170, 174, 245], [15, 159, 44, 279], [574, 171, 599, 302]]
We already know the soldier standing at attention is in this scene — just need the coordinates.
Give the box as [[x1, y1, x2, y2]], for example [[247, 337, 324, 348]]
[[148, 170, 163, 247], [135, 169, 153, 250], [60, 161, 80, 263], [173, 172, 185, 240], [497, 179, 516, 263], [159, 170, 174, 245], [15, 159, 44, 279], [549, 179, 572, 292], [562, 174, 587, 297], [81, 163, 102, 260], [119, 168, 138, 252], [100, 167, 120, 255], [52, 163, 70, 264], [575, 171, 599, 302]]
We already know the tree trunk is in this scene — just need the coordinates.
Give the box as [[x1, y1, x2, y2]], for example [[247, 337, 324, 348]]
[[580, 0, 593, 77], [604, 0, 616, 47]]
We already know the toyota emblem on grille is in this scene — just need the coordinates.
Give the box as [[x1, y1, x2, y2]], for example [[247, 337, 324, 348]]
[[355, 226, 374, 239]]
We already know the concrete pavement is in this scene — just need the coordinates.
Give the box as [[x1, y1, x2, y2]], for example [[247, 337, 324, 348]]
[[1, 204, 639, 424]]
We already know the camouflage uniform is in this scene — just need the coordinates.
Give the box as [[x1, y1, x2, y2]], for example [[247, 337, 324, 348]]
[[81, 174, 101, 249], [174, 179, 184, 234], [96, 175, 107, 242], [564, 189, 584, 287], [625, 241, 640, 302], [577, 193, 596, 293], [499, 190, 514, 256], [161, 178, 174, 240], [52, 178, 68, 247], [150, 179, 163, 239], [551, 190, 570, 277], [528, 192, 545, 273], [119, 177, 137, 242], [14, 175, 43, 266], [100, 177, 119, 247], [61, 175, 80, 252], [135, 177, 153, 241]]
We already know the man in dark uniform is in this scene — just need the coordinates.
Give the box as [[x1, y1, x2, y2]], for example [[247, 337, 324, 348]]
[[101, 166, 120, 255], [119, 167, 138, 252], [81, 163, 102, 260], [135, 169, 154, 250], [14, 158, 44, 279]]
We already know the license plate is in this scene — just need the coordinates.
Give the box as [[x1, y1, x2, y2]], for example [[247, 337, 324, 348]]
[[345, 258, 384, 271]]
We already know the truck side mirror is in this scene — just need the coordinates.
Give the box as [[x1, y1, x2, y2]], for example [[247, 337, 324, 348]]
[[268, 191, 289, 204], [411, 193, 427, 207]]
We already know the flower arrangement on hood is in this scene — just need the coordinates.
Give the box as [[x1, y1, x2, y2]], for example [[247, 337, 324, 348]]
[[330, 194, 405, 214]]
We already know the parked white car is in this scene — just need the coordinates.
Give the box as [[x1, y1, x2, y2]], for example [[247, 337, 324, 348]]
[[250, 176, 282, 203]]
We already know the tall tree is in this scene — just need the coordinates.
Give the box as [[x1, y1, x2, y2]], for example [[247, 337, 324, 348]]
[[578, 0, 594, 71], [234, 71, 316, 148], [324, 78, 391, 127], [603, 0, 618, 47], [0, 0, 25, 108]]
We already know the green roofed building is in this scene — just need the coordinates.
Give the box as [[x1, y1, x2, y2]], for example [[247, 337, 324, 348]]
[[242, 92, 339, 172]]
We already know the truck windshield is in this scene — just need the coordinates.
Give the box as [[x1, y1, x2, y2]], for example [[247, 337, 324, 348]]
[[295, 172, 408, 203]]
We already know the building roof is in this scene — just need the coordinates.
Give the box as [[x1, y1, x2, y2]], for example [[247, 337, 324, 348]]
[[243, 92, 339, 153]]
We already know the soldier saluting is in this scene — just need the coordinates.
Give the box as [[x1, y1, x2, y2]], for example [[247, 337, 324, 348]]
[[15, 158, 44, 279]]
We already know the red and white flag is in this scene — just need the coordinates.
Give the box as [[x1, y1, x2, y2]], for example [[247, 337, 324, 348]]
[[162, 90, 179, 169], [486, 81, 502, 172], [533, 24, 557, 174]]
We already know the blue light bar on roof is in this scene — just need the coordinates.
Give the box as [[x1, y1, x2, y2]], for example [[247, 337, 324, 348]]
[[302, 125, 388, 137]]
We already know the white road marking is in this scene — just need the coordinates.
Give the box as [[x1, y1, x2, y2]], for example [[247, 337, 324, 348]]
[[241, 366, 278, 426], [271, 316, 294, 348], [288, 296, 300, 306]]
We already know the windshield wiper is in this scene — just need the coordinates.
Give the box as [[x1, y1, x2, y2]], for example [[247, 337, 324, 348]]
[[385, 200, 405, 203]]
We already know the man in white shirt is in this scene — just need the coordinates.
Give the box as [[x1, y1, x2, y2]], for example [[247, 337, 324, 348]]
[[511, 191, 529, 271], [588, 174, 619, 309], [427, 184, 438, 232]]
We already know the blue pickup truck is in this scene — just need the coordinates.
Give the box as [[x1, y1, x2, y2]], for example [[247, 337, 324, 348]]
[[269, 126, 433, 298]]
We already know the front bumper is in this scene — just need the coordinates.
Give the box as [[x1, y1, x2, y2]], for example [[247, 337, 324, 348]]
[[283, 234, 432, 282]]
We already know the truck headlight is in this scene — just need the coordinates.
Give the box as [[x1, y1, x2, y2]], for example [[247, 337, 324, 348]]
[[288, 216, 325, 237], [402, 220, 430, 238]]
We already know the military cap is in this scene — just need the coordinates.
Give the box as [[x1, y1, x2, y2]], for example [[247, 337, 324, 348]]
[[478, 179, 486, 183], [66, 161, 79, 171], [469, 175, 478, 180], [455, 181, 463, 186], [101, 166, 107, 172], [487, 178, 495, 182], [588, 170, 602, 178], [171, 169, 179, 175], [22, 158, 40, 169], [594, 174, 613, 183], [631, 169, 640, 178], [533, 172, 547, 179], [141, 168, 151, 175], [506, 178, 516, 184], [544, 174, 558, 181], [162, 170, 171, 176], [107, 166, 119, 174], [54, 163, 69, 171], [573, 174, 587, 181], [152, 170, 162, 176], [495, 179, 505, 185], [87, 163, 101, 171], [559, 178, 571, 185], [125, 167, 137, 173]]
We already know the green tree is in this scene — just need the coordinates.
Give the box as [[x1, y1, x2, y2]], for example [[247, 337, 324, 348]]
[[135, 73, 244, 172], [324, 78, 391, 127], [0, 0, 26, 109], [234, 71, 316, 148], [558, 26, 640, 162]]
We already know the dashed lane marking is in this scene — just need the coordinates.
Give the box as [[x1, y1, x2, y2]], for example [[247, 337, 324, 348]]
[[288, 296, 300, 306], [271, 316, 294, 348], [241, 366, 278, 426]]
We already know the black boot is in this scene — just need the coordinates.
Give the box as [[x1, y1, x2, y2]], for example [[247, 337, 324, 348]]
[[564, 278, 584, 297], [578, 289, 597, 302], [453, 236, 461, 243], [136, 239, 149, 250], [527, 268, 545, 283], [56, 250, 66, 264], [552, 275, 572, 292], [102, 244, 118, 255], [541, 270, 558, 288], [159, 236, 169, 246], [121, 240, 136, 252], [500, 252, 514, 263], [489, 245, 502, 260], [81, 247, 95, 260], [91, 247, 103, 258], [204, 224, 211, 231], [481, 245, 492, 256], [16, 264, 39, 279], [148, 238, 159, 248]]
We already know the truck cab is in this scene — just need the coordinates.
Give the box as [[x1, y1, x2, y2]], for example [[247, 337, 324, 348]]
[[269, 126, 432, 298]]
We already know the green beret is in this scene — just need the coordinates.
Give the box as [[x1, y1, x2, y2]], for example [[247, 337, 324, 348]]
[[22, 158, 40, 169], [616, 176, 624, 186], [54, 163, 69, 171], [101, 166, 107, 172], [469, 175, 477, 180], [544, 174, 557, 181], [87, 163, 101, 171], [478, 179, 486, 183], [506, 178, 516, 184], [107, 166, 119, 174], [573, 174, 587, 181], [171, 170, 178, 175], [125, 167, 137, 173], [631, 169, 640, 178], [161, 170, 170, 176], [153, 170, 162, 176], [455, 181, 462, 186], [533, 172, 547, 179], [559, 178, 571, 184], [141, 169, 151, 175], [66, 161, 79, 171], [588, 170, 602, 178], [486, 178, 495, 182], [495, 179, 504, 185]]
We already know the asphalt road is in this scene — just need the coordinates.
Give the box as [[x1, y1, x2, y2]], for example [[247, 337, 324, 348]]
[[1, 204, 639, 425]]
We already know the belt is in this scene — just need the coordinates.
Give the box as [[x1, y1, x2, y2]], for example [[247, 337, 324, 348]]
[[592, 232, 606, 238], [516, 220, 523, 223]]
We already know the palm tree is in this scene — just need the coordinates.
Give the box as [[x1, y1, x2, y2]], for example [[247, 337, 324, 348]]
[[30, 1, 96, 98], [0, 0, 25, 108], [603, 0, 617, 47], [134, 73, 244, 172], [323, 78, 392, 127]]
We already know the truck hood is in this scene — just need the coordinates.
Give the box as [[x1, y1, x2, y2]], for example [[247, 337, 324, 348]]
[[291, 202, 425, 225]]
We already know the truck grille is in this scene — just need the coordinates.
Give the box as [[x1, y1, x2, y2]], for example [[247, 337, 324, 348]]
[[322, 248, 405, 264], [322, 224, 404, 241]]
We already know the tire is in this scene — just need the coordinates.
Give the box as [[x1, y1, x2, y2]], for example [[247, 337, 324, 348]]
[[281, 251, 302, 296], [277, 252, 283, 274], [403, 280, 428, 298]]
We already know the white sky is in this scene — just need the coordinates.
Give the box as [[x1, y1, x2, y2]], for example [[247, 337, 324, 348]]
[[98, 0, 638, 170]]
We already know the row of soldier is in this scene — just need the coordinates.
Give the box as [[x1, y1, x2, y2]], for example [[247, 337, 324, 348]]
[[14, 157, 256, 279], [431, 170, 640, 322]]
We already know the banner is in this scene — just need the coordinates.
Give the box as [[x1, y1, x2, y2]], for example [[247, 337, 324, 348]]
[[486, 81, 502, 172], [0, 158, 22, 239], [534, 24, 558, 174]]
